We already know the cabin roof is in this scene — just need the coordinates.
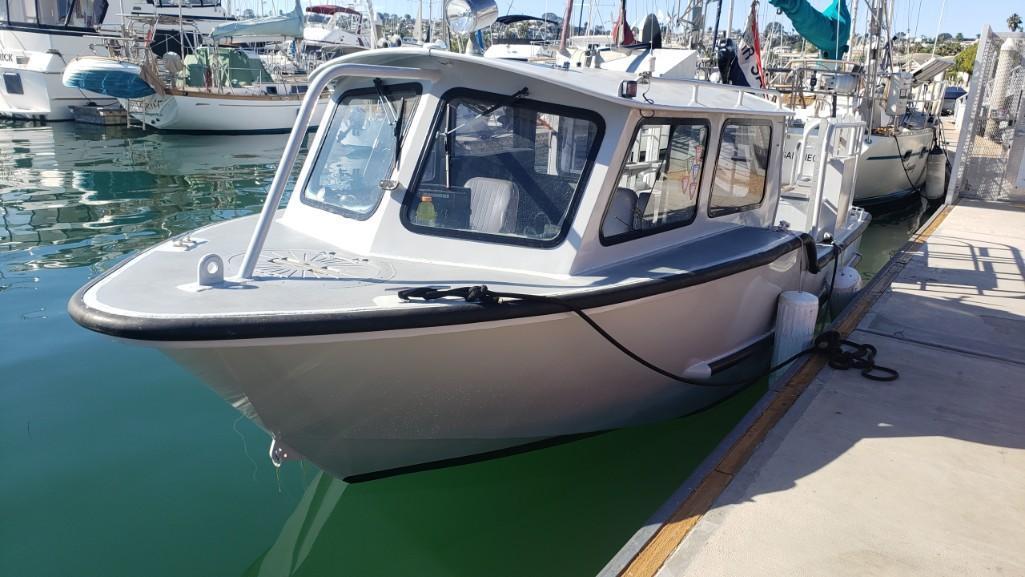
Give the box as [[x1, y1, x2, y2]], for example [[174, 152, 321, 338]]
[[339, 47, 792, 117]]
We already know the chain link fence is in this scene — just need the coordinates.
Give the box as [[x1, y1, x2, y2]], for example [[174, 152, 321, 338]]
[[947, 28, 1025, 202]]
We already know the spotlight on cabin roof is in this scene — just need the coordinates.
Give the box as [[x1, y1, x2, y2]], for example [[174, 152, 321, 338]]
[[445, 0, 499, 34]]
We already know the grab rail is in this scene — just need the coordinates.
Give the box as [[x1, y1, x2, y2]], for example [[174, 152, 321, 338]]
[[236, 62, 442, 280]]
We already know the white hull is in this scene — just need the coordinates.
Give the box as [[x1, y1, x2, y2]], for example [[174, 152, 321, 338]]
[[153, 239, 861, 480], [123, 93, 329, 133], [854, 129, 935, 203], [784, 124, 934, 204], [0, 1, 236, 121], [0, 30, 115, 120]]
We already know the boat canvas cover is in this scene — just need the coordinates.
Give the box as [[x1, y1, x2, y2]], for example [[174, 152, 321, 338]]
[[182, 49, 273, 87], [210, 0, 304, 39], [62, 58, 155, 99], [770, 0, 850, 60]]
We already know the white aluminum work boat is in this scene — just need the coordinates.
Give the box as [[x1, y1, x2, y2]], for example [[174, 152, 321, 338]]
[[70, 5, 870, 481]]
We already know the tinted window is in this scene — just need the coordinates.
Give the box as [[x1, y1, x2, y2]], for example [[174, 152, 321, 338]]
[[37, 0, 101, 27], [405, 90, 602, 246], [7, 0, 37, 23], [601, 121, 708, 242], [302, 83, 421, 219], [709, 121, 772, 217]]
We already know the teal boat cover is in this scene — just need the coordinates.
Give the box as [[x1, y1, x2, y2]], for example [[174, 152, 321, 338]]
[[210, 0, 304, 40], [63, 62, 155, 99], [769, 0, 850, 60]]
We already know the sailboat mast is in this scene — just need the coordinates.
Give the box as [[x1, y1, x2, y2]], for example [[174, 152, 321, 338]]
[[848, 0, 858, 59], [725, 0, 733, 39], [862, 0, 883, 135], [930, 0, 946, 57], [415, 0, 422, 43], [366, 0, 378, 47], [558, 0, 573, 52]]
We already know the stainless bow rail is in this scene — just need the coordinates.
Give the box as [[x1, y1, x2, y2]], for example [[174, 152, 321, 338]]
[[235, 63, 442, 280]]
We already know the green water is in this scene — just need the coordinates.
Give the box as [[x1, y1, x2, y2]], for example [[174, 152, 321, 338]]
[[0, 121, 922, 577]]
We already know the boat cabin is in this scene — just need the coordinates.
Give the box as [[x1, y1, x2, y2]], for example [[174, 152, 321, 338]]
[[280, 47, 801, 276]]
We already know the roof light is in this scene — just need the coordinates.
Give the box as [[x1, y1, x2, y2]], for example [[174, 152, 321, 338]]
[[444, 0, 498, 35]]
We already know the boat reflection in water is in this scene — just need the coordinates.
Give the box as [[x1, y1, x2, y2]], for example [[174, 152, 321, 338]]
[[0, 121, 300, 271]]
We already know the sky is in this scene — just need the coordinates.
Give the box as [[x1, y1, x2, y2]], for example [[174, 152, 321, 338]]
[[361, 0, 1022, 37]]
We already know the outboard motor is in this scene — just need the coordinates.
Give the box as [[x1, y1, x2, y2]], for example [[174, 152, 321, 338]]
[[640, 14, 662, 48], [716, 37, 751, 87]]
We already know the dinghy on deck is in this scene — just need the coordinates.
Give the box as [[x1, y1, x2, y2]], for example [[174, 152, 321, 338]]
[[69, 5, 870, 480], [62, 57, 156, 99]]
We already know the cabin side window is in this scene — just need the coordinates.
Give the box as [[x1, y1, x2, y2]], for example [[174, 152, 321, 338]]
[[5, 0, 37, 24], [708, 120, 772, 217], [403, 88, 603, 247], [4, 0, 105, 27], [600, 120, 709, 243], [301, 83, 421, 220]]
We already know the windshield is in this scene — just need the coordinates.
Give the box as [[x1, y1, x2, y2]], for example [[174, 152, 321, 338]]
[[5, 0, 107, 28], [302, 83, 421, 219], [404, 89, 602, 246]]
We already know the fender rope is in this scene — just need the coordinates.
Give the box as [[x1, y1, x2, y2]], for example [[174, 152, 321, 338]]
[[398, 284, 898, 387]]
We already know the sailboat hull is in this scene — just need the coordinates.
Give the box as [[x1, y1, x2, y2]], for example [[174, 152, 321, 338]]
[[784, 124, 934, 205], [123, 92, 329, 133], [853, 128, 935, 204]]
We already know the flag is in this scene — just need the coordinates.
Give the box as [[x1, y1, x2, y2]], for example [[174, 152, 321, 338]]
[[612, 0, 635, 45], [737, 1, 766, 88]]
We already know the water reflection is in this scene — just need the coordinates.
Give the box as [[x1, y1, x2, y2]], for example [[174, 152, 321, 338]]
[[857, 196, 937, 279], [243, 386, 764, 577], [0, 122, 298, 271]]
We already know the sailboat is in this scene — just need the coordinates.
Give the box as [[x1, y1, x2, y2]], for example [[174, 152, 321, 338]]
[[62, 0, 330, 133], [0, 0, 239, 120], [766, 0, 950, 205]]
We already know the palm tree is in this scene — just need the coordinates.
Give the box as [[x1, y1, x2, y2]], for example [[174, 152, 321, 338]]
[[1009, 13, 1022, 32]]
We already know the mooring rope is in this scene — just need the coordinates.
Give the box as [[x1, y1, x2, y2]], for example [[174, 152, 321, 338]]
[[397, 281, 899, 387]]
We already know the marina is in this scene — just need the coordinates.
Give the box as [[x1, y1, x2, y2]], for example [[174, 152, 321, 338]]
[[0, 118, 937, 577], [2, 0, 1024, 575]]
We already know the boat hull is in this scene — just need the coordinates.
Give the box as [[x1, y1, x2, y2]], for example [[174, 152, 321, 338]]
[[854, 128, 935, 204], [148, 241, 861, 481], [784, 123, 934, 205], [0, 30, 115, 120], [122, 92, 329, 133]]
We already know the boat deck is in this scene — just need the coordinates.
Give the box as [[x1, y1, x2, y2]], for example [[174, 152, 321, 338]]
[[609, 199, 1025, 576]]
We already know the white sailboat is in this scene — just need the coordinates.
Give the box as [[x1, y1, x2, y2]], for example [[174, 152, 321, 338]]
[[0, 0, 249, 121], [63, 1, 331, 133], [766, 0, 950, 205]]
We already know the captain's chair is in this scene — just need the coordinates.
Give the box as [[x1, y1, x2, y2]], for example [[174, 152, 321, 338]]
[[602, 187, 638, 238], [465, 177, 520, 234]]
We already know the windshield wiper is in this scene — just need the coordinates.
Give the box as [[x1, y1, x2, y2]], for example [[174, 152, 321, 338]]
[[394, 97, 406, 170], [444, 87, 529, 135], [373, 78, 398, 125]]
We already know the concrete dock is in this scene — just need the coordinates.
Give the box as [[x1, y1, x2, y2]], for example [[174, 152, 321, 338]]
[[615, 200, 1025, 576]]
